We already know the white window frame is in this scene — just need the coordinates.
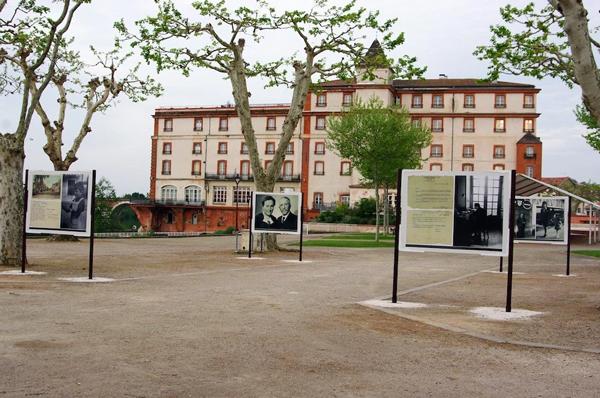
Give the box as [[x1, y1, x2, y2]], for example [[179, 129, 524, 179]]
[[185, 185, 202, 203], [233, 186, 251, 204], [192, 142, 202, 154], [213, 186, 227, 204], [161, 185, 177, 201], [464, 94, 475, 108], [316, 116, 326, 130]]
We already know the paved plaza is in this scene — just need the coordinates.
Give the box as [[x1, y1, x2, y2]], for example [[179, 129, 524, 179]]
[[1, 236, 599, 397]]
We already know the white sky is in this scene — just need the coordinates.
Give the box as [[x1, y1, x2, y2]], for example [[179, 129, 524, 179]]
[[1, 0, 599, 195]]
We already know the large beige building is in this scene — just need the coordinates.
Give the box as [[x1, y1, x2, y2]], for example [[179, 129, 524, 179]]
[[132, 42, 542, 233]]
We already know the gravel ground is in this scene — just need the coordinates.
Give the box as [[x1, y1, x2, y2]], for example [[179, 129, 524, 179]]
[[0, 236, 599, 397]]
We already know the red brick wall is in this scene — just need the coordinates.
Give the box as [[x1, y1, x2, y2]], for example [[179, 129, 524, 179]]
[[516, 141, 542, 179]]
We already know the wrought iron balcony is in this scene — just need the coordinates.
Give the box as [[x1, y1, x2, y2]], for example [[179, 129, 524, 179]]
[[130, 199, 205, 207], [204, 173, 301, 182], [313, 202, 337, 211]]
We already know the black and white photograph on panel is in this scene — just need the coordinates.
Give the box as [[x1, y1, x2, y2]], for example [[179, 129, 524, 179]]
[[251, 192, 302, 234], [534, 197, 567, 243], [60, 173, 90, 231], [32, 174, 62, 199], [514, 198, 535, 239], [453, 173, 505, 251]]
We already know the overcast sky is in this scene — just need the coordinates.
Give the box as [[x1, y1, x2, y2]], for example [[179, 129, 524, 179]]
[[2, 0, 599, 195]]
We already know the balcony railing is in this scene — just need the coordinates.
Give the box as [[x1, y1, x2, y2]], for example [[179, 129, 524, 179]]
[[313, 202, 337, 211], [130, 199, 206, 207], [204, 173, 301, 182]]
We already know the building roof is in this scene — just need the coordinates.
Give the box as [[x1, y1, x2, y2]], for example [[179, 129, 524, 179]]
[[393, 78, 536, 90], [319, 77, 537, 90], [541, 177, 578, 186], [517, 133, 542, 144], [364, 39, 385, 59], [358, 39, 390, 68]]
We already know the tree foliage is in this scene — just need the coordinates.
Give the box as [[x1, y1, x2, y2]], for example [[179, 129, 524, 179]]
[[316, 198, 382, 225], [569, 180, 600, 202], [1, 1, 163, 171], [327, 98, 432, 185], [575, 104, 600, 152], [1, 0, 86, 142], [117, 0, 425, 250], [326, 98, 431, 239], [94, 176, 116, 232], [28, 44, 163, 171], [474, 0, 600, 153]]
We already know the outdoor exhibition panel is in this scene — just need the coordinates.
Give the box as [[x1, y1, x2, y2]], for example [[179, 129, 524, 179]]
[[399, 170, 511, 257], [514, 196, 569, 245], [251, 191, 302, 235], [25, 170, 93, 237]]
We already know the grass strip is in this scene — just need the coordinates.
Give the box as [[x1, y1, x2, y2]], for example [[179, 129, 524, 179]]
[[572, 250, 600, 258], [292, 239, 395, 248], [320, 233, 395, 241]]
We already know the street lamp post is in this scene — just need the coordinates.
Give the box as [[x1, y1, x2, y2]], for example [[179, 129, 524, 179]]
[[234, 173, 241, 252], [234, 173, 241, 232]]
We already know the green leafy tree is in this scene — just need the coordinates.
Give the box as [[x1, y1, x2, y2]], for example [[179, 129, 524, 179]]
[[116, 0, 424, 250], [474, 0, 600, 153], [94, 177, 117, 232], [0, 0, 86, 265], [575, 105, 600, 152], [121, 192, 147, 201], [567, 180, 600, 213], [327, 98, 432, 241]]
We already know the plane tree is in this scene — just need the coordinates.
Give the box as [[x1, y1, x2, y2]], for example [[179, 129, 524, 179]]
[[116, 0, 425, 249], [474, 0, 600, 153], [0, 0, 85, 265], [326, 98, 432, 241], [0, 0, 161, 262]]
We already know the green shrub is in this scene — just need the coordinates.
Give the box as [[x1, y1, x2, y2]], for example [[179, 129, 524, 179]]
[[213, 226, 236, 235], [315, 198, 377, 224]]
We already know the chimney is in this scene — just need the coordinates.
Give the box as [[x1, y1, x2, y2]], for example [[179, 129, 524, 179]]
[[439, 74, 448, 79]]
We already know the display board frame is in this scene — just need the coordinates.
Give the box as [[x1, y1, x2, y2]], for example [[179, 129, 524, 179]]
[[514, 196, 569, 245], [250, 191, 302, 235], [399, 170, 512, 257], [25, 170, 94, 237]]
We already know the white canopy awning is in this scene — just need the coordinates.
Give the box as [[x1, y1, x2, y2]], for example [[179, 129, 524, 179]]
[[515, 174, 600, 209]]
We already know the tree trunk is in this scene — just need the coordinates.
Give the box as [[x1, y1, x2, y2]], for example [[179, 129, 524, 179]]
[[0, 133, 25, 266], [383, 185, 389, 235], [374, 185, 380, 242], [558, 0, 600, 125], [226, 47, 313, 253]]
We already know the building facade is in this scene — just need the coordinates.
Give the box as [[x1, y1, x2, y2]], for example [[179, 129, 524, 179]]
[[131, 47, 542, 232]]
